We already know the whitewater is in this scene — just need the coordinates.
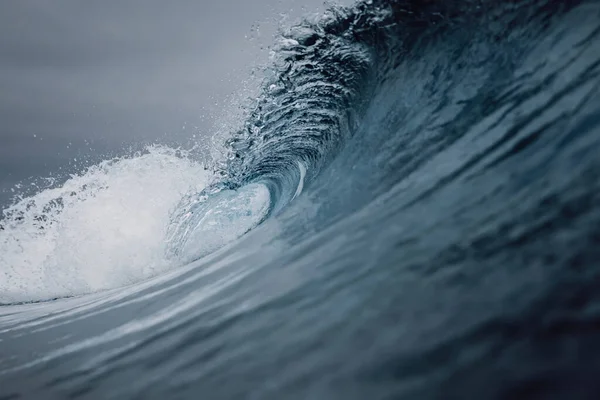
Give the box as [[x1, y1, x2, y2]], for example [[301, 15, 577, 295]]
[[1, 0, 600, 399], [0, 147, 213, 303]]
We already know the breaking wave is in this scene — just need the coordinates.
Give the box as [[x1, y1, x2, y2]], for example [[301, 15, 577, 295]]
[[1, 0, 600, 398]]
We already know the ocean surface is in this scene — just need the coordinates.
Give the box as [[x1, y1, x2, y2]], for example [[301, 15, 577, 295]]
[[1, 0, 600, 398]]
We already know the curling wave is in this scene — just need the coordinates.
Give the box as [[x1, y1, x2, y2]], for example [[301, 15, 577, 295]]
[[1, 0, 600, 398]]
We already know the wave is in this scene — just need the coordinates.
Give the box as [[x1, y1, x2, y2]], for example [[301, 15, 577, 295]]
[[1, 0, 600, 396], [1, 0, 594, 303], [165, 0, 583, 258]]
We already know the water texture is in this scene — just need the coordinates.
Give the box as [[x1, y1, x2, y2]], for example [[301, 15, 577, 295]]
[[1, 0, 600, 398]]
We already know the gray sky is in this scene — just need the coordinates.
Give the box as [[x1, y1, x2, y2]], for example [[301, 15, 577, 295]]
[[0, 0, 351, 206]]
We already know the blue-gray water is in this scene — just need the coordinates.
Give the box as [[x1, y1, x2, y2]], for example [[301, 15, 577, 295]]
[[1, 0, 600, 398]]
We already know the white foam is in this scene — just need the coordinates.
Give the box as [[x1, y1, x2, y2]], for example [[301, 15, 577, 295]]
[[0, 146, 212, 304]]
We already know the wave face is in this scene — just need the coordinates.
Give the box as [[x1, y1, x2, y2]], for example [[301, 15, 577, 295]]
[[2, 0, 600, 398]]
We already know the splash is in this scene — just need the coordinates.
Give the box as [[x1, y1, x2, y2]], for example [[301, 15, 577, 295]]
[[0, 146, 211, 304]]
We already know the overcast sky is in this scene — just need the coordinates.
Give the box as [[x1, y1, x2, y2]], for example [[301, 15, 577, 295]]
[[0, 0, 352, 206]]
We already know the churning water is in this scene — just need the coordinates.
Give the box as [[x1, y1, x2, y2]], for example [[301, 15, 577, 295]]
[[1, 0, 600, 398]]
